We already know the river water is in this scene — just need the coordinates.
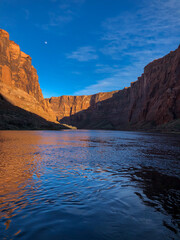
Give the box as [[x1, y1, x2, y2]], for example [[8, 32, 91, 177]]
[[0, 130, 179, 240]]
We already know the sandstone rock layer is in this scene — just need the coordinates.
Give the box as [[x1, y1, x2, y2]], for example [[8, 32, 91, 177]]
[[0, 29, 68, 129], [1, 28, 179, 131], [46, 91, 118, 121], [47, 46, 180, 131]]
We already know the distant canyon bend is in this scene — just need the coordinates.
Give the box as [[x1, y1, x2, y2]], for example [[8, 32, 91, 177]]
[[0, 29, 180, 131]]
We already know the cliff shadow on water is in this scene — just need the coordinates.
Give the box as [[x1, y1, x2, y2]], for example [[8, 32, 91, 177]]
[[0, 94, 68, 130]]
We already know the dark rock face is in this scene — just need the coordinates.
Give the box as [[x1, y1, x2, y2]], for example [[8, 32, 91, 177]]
[[46, 91, 118, 121], [1, 28, 179, 131], [47, 46, 180, 131], [0, 94, 68, 130], [0, 29, 68, 129]]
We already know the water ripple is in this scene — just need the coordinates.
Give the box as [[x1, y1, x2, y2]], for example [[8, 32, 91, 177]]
[[0, 130, 179, 240]]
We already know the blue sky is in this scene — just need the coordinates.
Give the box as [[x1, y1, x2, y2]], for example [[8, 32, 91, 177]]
[[0, 0, 180, 97]]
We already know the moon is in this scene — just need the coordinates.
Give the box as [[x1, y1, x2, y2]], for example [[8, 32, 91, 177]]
[[44, 41, 48, 45]]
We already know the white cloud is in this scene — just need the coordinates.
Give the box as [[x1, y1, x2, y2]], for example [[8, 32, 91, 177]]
[[74, 59, 148, 95], [59, 4, 70, 10], [23, 9, 30, 20], [95, 64, 120, 74], [75, 0, 180, 95], [101, 0, 180, 59], [74, 80, 112, 95], [37, 0, 85, 30], [72, 71, 81, 75], [67, 46, 98, 61]]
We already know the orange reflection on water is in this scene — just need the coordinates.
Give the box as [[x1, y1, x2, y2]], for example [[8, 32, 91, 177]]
[[0, 131, 43, 228]]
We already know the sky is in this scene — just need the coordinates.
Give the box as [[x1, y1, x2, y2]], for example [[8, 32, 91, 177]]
[[0, 0, 180, 97]]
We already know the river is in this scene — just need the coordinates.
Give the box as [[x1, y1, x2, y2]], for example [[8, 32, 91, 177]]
[[0, 130, 179, 239]]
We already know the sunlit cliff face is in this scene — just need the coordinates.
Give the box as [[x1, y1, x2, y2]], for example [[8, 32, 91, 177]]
[[0, 29, 57, 124], [0, 29, 43, 102], [47, 46, 180, 130]]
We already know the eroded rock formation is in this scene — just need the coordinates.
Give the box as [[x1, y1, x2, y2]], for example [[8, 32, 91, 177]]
[[0, 29, 68, 129], [46, 91, 118, 121], [1, 28, 179, 131], [47, 46, 180, 131]]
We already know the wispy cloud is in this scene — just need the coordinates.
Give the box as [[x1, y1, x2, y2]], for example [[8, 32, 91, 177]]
[[72, 71, 81, 75], [37, 0, 85, 30], [36, 13, 72, 31], [101, 0, 180, 59], [74, 60, 145, 95], [74, 79, 112, 95], [48, 12, 73, 27], [67, 46, 98, 61], [95, 64, 120, 74], [75, 0, 180, 95], [23, 9, 30, 20]]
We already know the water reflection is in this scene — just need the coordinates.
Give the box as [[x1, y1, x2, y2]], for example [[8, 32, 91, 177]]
[[0, 132, 43, 233], [0, 130, 179, 240], [131, 166, 180, 234]]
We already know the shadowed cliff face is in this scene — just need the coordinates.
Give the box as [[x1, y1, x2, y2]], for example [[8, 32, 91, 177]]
[[47, 46, 180, 131], [45, 91, 119, 121], [0, 29, 69, 129], [1, 28, 179, 131], [0, 94, 68, 130]]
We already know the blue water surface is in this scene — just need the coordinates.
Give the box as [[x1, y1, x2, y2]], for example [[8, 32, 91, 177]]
[[0, 130, 179, 240]]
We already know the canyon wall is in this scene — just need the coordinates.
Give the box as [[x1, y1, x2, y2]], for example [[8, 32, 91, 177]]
[[0, 30, 44, 102], [1, 28, 179, 131], [47, 46, 180, 131], [46, 91, 118, 121], [0, 29, 68, 129]]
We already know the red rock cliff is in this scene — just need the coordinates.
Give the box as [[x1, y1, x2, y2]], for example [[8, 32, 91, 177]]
[[0, 30, 44, 102], [0, 29, 68, 129], [46, 91, 118, 121], [47, 46, 180, 131]]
